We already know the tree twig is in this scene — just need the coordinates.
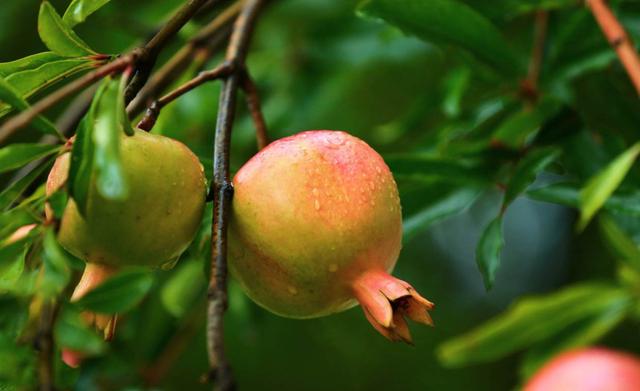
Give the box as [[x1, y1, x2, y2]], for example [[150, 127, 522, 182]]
[[207, 0, 265, 389], [127, 1, 241, 118], [521, 10, 548, 102], [123, 0, 211, 103], [137, 62, 233, 130], [587, 0, 640, 95], [241, 71, 268, 149], [36, 300, 59, 391]]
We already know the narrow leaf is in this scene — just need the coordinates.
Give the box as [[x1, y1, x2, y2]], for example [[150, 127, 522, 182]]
[[92, 77, 128, 199], [578, 142, 640, 231], [161, 260, 206, 317], [0, 77, 61, 137], [404, 187, 482, 242], [63, 0, 112, 27], [68, 114, 95, 215], [38, 1, 96, 57], [0, 158, 54, 211], [438, 283, 631, 367], [476, 216, 504, 291], [0, 144, 59, 174], [598, 214, 640, 273], [76, 269, 154, 314], [40, 228, 71, 298], [503, 147, 561, 208], [359, 0, 523, 76], [492, 99, 561, 149]]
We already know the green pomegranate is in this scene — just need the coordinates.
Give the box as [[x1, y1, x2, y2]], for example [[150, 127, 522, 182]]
[[47, 129, 206, 365], [525, 348, 640, 391], [229, 130, 434, 343]]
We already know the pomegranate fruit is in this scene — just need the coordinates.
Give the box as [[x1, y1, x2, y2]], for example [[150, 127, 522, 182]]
[[524, 347, 640, 391], [46, 129, 206, 365], [229, 130, 434, 343]]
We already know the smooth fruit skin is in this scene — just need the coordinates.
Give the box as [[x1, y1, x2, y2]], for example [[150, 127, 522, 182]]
[[524, 348, 640, 391], [47, 130, 207, 268], [229, 130, 433, 342]]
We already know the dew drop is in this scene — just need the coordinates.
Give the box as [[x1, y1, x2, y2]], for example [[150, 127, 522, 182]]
[[376, 166, 382, 174], [368, 181, 375, 190], [312, 188, 319, 196], [314, 199, 320, 210], [370, 200, 376, 206], [288, 286, 298, 295], [328, 264, 338, 272]]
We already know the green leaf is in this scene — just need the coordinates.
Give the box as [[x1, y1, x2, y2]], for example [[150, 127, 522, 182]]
[[161, 260, 206, 317], [386, 154, 490, 185], [40, 228, 71, 298], [519, 298, 630, 380], [92, 77, 128, 199], [69, 114, 95, 215], [503, 147, 561, 208], [55, 306, 106, 354], [492, 99, 561, 149], [38, 1, 96, 57], [578, 142, 640, 231], [63, 0, 112, 27], [598, 214, 640, 273], [437, 283, 631, 367], [403, 187, 482, 243], [0, 143, 60, 174], [76, 269, 154, 314], [527, 183, 580, 207], [0, 55, 93, 117], [476, 216, 504, 291], [0, 158, 55, 211], [0, 208, 39, 243], [358, 0, 523, 77], [0, 77, 61, 137], [0, 239, 30, 291]]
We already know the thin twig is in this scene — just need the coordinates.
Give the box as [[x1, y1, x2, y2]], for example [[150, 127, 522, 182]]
[[124, 0, 211, 103], [241, 71, 268, 149], [36, 300, 59, 391], [127, 1, 242, 117], [587, 0, 640, 95], [521, 10, 548, 103], [0, 54, 137, 144], [207, 1, 265, 389], [137, 62, 233, 130]]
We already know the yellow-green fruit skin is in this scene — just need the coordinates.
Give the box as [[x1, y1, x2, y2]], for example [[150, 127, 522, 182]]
[[229, 130, 402, 318], [48, 130, 206, 268]]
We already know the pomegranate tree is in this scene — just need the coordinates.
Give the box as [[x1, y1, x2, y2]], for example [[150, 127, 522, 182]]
[[47, 130, 206, 364], [229, 130, 434, 343], [524, 347, 640, 391]]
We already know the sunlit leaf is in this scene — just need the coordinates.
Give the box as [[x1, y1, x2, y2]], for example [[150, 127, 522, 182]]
[[76, 269, 154, 314], [358, 0, 524, 76], [519, 299, 629, 380], [38, 1, 96, 57], [438, 283, 631, 367], [578, 142, 640, 231], [63, 0, 112, 27], [476, 216, 504, 291]]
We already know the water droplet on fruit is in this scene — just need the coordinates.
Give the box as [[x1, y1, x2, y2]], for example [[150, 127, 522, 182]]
[[314, 199, 320, 210], [288, 286, 298, 295], [312, 188, 319, 196], [368, 181, 375, 190], [376, 166, 382, 174], [370, 200, 376, 206], [328, 264, 338, 272]]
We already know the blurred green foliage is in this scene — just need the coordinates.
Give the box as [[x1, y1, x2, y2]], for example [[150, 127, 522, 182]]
[[2, 0, 640, 390]]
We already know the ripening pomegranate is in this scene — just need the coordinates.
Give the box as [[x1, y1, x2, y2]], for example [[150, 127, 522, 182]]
[[524, 348, 640, 391], [46, 130, 206, 365], [229, 130, 434, 343]]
